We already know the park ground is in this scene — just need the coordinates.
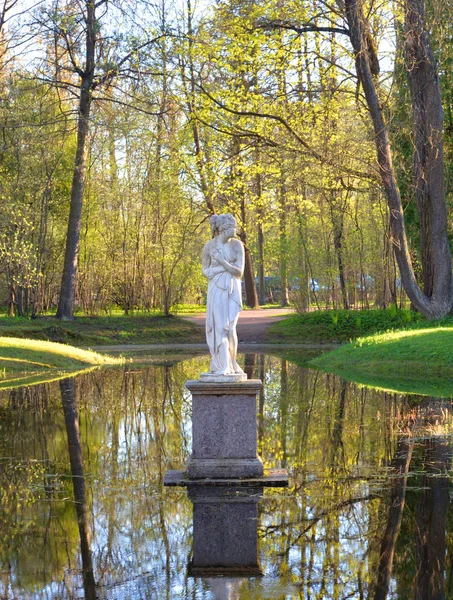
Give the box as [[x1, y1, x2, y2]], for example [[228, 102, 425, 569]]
[[0, 306, 452, 396]]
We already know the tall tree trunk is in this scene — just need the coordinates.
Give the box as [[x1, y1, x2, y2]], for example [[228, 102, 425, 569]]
[[276, 21, 290, 308], [295, 199, 313, 311], [240, 231, 259, 308], [16, 287, 23, 317], [233, 138, 259, 308], [7, 283, 14, 316], [57, 2, 96, 320], [241, 220, 259, 310], [343, 0, 452, 319], [329, 194, 349, 310], [186, 0, 215, 214], [255, 152, 266, 305], [257, 220, 265, 305], [33, 180, 51, 316], [406, 0, 449, 299], [279, 172, 290, 307], [334, 231, 349, 309]]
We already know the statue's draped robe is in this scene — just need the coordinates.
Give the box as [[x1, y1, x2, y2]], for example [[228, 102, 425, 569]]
[[205, 252, 242, 374]]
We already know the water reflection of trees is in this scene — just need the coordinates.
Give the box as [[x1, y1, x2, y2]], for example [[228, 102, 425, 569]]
[[0, 360, 205, 598], [0, 356, 452, 598], [60, 377, 97, 599], [0, 383, 81, 596], [389, 399, 452, 600], [257, 357, 453, 599]]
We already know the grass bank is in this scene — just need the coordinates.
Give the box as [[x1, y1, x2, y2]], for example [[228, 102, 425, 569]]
[[0, 313, 204, 346], [268, 308, 426, 343], [0, 337, 123, 389], [311, 328, 453, 397]]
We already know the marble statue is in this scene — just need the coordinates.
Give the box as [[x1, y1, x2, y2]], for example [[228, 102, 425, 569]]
[[201, 214, 246, 379]]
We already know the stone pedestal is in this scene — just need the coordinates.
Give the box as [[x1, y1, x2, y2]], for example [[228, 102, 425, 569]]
[[186, 379, 263, 479], [188, 486, 263, 577], [164, 377, 288, 488]]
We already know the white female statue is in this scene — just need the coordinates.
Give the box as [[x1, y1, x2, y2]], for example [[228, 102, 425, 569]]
[[201, 214, 246, 379]]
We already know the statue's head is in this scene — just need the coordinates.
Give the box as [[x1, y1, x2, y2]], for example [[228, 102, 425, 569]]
[[210, 214, 237, 237]]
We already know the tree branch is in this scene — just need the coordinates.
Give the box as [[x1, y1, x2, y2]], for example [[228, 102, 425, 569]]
[[195, 81, 374, 180], [254, 18, 349, 36], [93, 34, 168, 89]]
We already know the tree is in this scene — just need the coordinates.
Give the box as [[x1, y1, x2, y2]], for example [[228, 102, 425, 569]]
[[48, 0, 100, 319], [34, 0, 165, 319], [213, 0, 451, 317], [343, 0, 452, 318], [60, 378, 96, 600]]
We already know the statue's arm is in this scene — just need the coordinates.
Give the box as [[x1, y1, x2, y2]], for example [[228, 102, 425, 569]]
[[202, 244, 224, 279], [218, 240, 244, 278]]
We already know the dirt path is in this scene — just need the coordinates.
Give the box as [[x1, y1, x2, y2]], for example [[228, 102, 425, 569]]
[[88, 309, 304, 353], [87, 309, 337, 352], [183, 308, 295, 344]]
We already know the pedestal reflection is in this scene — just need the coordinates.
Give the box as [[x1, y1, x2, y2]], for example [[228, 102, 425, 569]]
[[188, 486, 263, 581]]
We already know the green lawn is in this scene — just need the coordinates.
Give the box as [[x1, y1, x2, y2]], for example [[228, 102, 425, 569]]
[[267, 308, 426, 343], [311, 327, 453, 397], [0, 313, 205, 346], [269, 308, 453, 396]]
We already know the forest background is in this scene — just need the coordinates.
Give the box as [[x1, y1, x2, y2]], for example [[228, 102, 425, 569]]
[[1, 0, 452, 320]]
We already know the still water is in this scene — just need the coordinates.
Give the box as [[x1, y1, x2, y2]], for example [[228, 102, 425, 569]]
[[0, 353, 452, 600]]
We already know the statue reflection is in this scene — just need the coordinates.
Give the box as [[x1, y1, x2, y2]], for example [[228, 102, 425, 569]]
[[375, 397, 451, 600], [188, 485, 263, 597], [60, 378, 97, 600]]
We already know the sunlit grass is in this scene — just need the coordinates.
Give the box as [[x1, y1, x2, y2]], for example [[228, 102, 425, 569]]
[[0, 313, 205, 346], [173, 303, 206, 314], [268, 308, 426, 343], [243, 303, 283, 310], [0, 337, 123, 374], [311, 327, 453, 397]]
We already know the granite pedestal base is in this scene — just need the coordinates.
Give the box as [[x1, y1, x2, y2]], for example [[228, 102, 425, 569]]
[[164, 468, 288, 487], [164, 377, 288, 487], [186, 379, 263, 479]]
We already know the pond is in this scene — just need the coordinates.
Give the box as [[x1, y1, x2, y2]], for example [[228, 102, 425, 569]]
[[0, 353, 452, 599]]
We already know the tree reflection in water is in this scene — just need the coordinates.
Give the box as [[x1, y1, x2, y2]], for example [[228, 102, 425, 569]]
[[0, 355, 451, 599], [60, 377, 97, 600]]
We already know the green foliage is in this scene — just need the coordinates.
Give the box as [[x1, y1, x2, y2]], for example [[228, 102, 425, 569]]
[[172, 304, 206, 314], [0, 0, 448, 320], [0, 77, 76, 315]]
